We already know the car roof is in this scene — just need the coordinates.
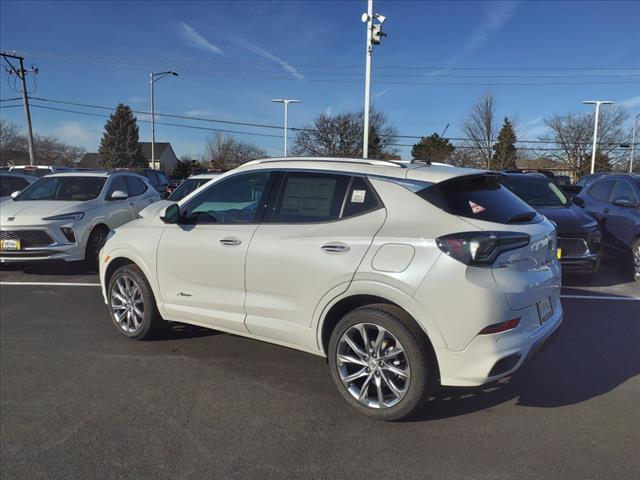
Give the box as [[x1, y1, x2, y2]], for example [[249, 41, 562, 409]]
[[0, 171, 37, 179], [47, 171, 133, 178], [237, 157, 485, 183], [188, 173, 222, 179], [500, 172, 549, 181]]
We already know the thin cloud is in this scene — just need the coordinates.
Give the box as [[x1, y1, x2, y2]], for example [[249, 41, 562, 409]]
[[178, 22, 224, 56], [374, 88, 390, 99], [230, 35, 304, 80], [184, 110, 212, 116], [618, 95, 640, 109], [324, 106, 333, 116], [127, 97, 146, 104]]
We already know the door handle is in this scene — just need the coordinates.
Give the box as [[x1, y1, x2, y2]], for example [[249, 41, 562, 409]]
[[321, 242, 350, 254], [603, 208, 610, 214], [220, 237, 242, 247]]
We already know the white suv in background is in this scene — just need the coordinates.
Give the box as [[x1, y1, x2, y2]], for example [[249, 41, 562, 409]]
[[99, 158, 563, 420], [0, 171, 160, 264]]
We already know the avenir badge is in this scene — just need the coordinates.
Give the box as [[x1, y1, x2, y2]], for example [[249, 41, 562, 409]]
[[468, 201, 486, 215]]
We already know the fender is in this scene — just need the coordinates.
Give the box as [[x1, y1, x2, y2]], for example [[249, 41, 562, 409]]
[[314, 279, 449, 353]]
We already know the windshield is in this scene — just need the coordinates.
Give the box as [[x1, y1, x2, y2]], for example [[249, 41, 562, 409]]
[[500, 176, 568, 207], [16, 176, 106, 201], [169, 178, 214, 201]]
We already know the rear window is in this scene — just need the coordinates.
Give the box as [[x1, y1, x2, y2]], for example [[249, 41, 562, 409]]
[[418, 174, 541, 224]]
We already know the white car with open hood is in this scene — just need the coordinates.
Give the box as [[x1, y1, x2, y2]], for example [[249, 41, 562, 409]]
[[99, 157, 563, 420], [0, 171, 160, 264]]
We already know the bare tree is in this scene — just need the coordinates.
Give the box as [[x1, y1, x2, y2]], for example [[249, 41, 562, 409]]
[[292, 108, 398, 158], [203, 132, 266, 171], [541, 106, 628, 178], [0, 119, 26, 153], [463, 91, 497, 169]]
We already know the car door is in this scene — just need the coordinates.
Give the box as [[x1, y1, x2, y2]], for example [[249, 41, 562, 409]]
[[156, 170, 273, 332], [606, 179, 640, 251], [124, 175, 156, 217], [104, 175, 134, 228], [244, 172, 386, 346], [583, 179, 617, 245]]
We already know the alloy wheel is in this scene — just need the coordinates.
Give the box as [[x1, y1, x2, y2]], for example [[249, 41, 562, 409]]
[[110, 276, 145, 334], [634, 242, 640, 281], [336, 323, 410, 409]]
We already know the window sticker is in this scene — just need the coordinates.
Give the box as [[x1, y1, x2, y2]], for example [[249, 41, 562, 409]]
[[351, 189, 366, 203], [468, 200, 486, 214]]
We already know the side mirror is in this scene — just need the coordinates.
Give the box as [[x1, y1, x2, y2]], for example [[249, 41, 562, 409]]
[[612, 198, 636, 208], [160, 203, 181, 224], [572, 196, 585, 207], [109, 190, 128, 201], [10, 191, 20, 200]]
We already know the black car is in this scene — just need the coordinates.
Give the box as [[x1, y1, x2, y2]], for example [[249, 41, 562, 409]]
[[129, 168, 170, 197], [500, 173, 602, 275], [576, 173, 640, 282]]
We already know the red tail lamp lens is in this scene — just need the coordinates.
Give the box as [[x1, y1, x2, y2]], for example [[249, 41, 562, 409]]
[[479, 318, 520, 335]]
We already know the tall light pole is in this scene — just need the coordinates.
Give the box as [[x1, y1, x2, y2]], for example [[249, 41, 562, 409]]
[[150, 71, 178, 170], [630, 113, 639, 173], [361, 1, 386, 159], [272, 99, 300, 157], [582, 100, 613, 174]]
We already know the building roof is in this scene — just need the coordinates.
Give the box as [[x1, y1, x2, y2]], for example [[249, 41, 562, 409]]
[[139, 142, 173, 160]]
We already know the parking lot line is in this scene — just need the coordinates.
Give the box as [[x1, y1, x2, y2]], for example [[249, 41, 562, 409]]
[[0, 282, 101, 287], [560, 294, 640, 302]]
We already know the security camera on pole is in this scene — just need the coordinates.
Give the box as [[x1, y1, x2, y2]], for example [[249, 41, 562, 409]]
[[361, 0, 387, 159]]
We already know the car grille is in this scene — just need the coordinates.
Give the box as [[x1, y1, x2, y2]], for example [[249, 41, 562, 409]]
[[0, 230, 54, 248], [557, 237, 589, 258]]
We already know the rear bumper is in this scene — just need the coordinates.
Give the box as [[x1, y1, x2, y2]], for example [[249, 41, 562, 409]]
[[436, 302, 563, 387]]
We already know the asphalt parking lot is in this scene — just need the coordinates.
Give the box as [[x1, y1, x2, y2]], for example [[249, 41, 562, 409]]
[[1, 260, 639, 479]]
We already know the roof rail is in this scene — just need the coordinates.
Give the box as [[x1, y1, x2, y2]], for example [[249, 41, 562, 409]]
[[243, 157, 406, 168]]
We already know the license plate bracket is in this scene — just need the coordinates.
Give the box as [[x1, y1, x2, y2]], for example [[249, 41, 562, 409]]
[[537, 297, 553, 324]]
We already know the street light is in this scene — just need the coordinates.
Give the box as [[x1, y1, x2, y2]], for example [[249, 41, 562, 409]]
[[582, 100, 614, 174], [272, 99, 300, 157], [361, 0, 387, 159], [150, 71, 179, 170], [630, 113, 639, 173]]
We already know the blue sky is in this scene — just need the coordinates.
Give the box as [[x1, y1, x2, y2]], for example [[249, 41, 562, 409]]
[[1, 0, 639, 159]]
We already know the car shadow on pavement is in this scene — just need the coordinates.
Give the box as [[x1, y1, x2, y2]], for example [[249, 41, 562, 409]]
[[407, 293, 640, 422], [562, 255, 633, 290], [0, 261, 98, 276], [156, 322, 222, 341]]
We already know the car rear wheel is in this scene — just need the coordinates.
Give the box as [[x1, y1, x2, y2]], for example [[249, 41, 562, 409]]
[[328, 304, 434, 421], [108, 264, 165, 340]]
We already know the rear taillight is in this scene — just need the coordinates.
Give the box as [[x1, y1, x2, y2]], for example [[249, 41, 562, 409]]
[[436, 231, 530, 266], [479, 318, 520, 335]]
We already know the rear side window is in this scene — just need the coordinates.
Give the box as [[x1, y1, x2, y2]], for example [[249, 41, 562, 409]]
[[342, 176, 382, 218], [610, 180, 637, 203], [125, 176, 147, 196], [107, 176, 128, 197], [156, 171, 169, 186], [588, 180, 615, 202], [272, 172, 349, 223], [418, 174, 540, 224]]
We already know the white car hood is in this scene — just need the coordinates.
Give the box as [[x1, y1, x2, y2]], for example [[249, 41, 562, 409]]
[[0, 200, 92, 226], [138, 199, 172, 219]]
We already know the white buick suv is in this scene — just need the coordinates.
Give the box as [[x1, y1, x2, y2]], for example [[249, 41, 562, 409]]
[[0, 171, 160, 264], [99, 158, 563, 420]]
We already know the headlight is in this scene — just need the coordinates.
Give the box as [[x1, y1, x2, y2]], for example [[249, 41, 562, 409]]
[[42, 212, 85, 222]]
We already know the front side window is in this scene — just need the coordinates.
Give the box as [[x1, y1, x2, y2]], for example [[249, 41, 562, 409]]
[[107, 176, 128, 197], [272, 172, 350, 223], [588, 180, 616, 202], [184, 171, 270, 224], [610, 180, 637, 203], [0, 176, 29, 196], [125, 176, 147, 196], [16, 176, 106, 201]]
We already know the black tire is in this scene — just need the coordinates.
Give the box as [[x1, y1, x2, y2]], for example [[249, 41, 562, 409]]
[[633, 238, 640, 283], [328, 303, 435, 421], [107, 264, 166, 340], [84, 226, 109, 267]]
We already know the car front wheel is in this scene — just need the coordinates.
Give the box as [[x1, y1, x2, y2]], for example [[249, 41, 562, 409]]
[[328, 304, 434, 421], [108, 264, 165, 340], [633, 238, 640, 283]]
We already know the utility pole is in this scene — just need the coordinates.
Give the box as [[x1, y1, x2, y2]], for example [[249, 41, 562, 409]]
[[1, 51, 37, 165], [630, 113, 639, 173], [150, 71, 179, 170], [361, 1, 386, 159], [582, 100, 614, 174], [272, 99, 300, 156]]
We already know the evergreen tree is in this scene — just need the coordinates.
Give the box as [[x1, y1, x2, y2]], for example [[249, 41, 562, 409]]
[[368, 125, 383, 159], [411, 133, 455, 162], [492, 117, 518, 170], [98, 104, 145, 169]]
